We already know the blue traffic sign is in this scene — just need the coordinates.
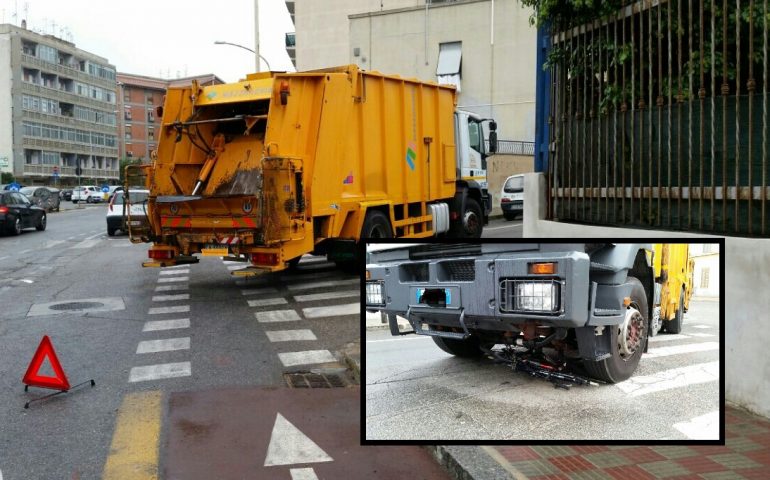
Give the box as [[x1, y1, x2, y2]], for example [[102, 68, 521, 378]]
[[101, 186, 110, 193], [9, 182, 20, 191]]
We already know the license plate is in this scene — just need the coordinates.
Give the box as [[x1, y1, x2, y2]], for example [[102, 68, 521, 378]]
[[202, 247, 229, 257], [416, 288, 452, 304], [128, 220, 143, 226]]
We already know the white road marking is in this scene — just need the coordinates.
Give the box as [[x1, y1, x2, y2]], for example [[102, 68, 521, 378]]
[[265, 330, 317, 342], [155, 284, 189, 292], [143, 318, 190, 332], [294, 290, 359, 302], [256, 310, 301, 323], [152, 293, 190, 302], [157, 276, 189, 283], [280, 271, 341, 283], [69, 239, 100, 249], [129, 362, 191, 382], [164, 264, 190, 269], [645, 342, 720, 358], [43, 239, 66, 249], [19, 249, 30, 254], [290, 468, 319, 480], [241, 287, 279, 296], [228, 265, 250, 271], [484, 222, 524, 231], [287, 278, 359, 292], [248, 297, 288, 307], [692, 325, 713, 329], [689, 332, 716, 337], [614, 361, 719, 397], [136, 337, 190, 354], [159, 269, 189, 276], [302, 303, 359, 318], [18, 279, 34, 284], [148, 305, 190, 315], [648, 334, 691, 343], [299, 255, 330, 264], [264, 413, 333, 466], [278, 350, 336, 367], [0, 256, 7, 261], [222, 260, 246, 265], [85, 231, 103, 240], [673, 410, 720, 440]]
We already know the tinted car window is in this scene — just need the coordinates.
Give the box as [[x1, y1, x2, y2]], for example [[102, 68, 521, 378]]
[[12, 192, 29, 204], [127, 192, 149, 203], [504, 176, 524, 191], [0, 193, 7, 205]]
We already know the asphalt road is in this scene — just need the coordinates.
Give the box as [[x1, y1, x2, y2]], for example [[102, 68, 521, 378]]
[[482, 216, 523, 238], [0, 205, 446, 479], [365, 298, 720, 441]]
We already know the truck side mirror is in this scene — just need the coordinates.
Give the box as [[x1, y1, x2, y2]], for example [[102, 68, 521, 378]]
[[488, 130, 498, 154]]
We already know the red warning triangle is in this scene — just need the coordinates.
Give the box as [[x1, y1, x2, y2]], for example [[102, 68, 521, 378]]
[[23, 335, 70, 391]]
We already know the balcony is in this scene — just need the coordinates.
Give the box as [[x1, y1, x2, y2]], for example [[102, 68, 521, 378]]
[[20, 54, 116, 89], [22, 164, 118, 179]]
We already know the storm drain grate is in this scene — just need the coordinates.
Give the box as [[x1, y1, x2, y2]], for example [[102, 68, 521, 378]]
[[284, 372, 348, 388], [49, 301, 105, 311]]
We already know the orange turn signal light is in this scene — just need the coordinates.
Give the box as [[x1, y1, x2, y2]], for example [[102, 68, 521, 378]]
[[529, 262, 556, 275], [366, 270, 371, 280]]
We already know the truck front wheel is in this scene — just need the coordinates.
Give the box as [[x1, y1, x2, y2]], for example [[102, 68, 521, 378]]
[[432, 336, 483, 358], [583, 276, 648, 383], [451, 197, 483, 238]]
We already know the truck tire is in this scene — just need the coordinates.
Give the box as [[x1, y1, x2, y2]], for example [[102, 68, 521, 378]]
[[665, 289, 685, 334], [451, 197, 483, 238], [432, 336, 483, 358], [361, 210, 393, 238], [583, 276, 648, 383]]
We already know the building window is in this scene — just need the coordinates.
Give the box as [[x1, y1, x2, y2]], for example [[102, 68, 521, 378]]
[[124, 87, 130, 103], [436, 41, 462, 92], [700, 268, 710, 289], [124, 107, 132, 121], [146, 96, 154, 105], [147, 110, 154, 123], [126, 151, 133, 158], [148, 129, 155, 140]]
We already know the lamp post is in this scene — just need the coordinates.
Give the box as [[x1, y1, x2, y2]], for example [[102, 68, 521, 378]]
[[213, 40, 272, 72]]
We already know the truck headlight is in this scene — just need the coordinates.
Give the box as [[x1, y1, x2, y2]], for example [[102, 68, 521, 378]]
[[499, 279, 560, 313], [366, 281, 385, 306]]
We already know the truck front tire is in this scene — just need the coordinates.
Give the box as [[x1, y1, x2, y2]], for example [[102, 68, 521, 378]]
[[582, 276, 648, 383], [432, 336, 483, 358]]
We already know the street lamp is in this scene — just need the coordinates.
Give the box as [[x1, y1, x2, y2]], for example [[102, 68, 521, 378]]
[[214, 40, 272, 71]]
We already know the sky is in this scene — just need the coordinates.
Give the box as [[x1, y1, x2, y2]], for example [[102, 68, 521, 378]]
[[0, 0, 296, 82]]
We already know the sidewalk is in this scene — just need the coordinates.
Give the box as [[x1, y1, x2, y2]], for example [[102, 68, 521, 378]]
[[432, 405, 770, 480]]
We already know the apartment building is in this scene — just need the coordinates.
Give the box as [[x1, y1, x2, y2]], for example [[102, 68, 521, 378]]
[[116, 73, 224, 163], [284, 0, 537, 143], [0, 23, 119, 185]]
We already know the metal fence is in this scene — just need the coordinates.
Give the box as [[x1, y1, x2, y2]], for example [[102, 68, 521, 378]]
[[489, 140, 535, 156], [543, 0, 770, 237]]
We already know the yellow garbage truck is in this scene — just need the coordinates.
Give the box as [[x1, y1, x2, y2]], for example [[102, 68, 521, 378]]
[[128, 65, 497, 271], [651, 244, 693, 334]]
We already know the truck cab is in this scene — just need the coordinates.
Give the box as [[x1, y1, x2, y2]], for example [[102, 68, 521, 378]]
[[455, 111, 495, 223]]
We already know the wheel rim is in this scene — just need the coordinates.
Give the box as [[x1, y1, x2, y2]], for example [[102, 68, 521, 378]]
[[368, 224, 389, 238], [618, 306, 644, 360], [41, 215, 46, 228], [463, 210, 479, 236], [14, 218, 21, 234]]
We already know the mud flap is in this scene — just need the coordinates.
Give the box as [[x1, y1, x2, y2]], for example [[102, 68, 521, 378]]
[[575, 326, 612, 361]]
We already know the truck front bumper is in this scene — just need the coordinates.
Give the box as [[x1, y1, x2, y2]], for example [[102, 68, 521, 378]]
[[366, 250, 632, 334]]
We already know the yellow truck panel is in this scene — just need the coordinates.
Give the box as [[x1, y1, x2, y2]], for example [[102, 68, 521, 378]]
[[653, 243, 693, 333]]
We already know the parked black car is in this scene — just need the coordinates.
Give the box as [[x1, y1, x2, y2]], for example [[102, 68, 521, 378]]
[[0, 191, 47, 235], [60, 189, 73, 201]]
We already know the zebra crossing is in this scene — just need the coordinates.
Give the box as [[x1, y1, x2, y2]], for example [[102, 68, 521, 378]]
[[225, 255, 359, 369], [129, 267, 192, 383]]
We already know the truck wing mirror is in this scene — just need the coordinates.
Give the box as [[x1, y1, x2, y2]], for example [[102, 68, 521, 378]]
[[488, 130, 498, 154]]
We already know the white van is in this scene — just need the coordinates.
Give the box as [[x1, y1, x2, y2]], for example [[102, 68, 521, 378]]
[[500, 174, 524, 220]]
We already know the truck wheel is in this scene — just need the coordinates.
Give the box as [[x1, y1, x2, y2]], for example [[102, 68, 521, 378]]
[[432, 336, 483, 358], [451, 198, 483, 238], [665, 289, 685, 334], [583, 276, 648, 383], [287, 257, 301, 269], [361, 210, 392, 238]]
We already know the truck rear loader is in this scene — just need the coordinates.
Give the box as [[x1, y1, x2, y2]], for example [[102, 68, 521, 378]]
[[365, 243, 693, 383], [128, 65, 497, 271]]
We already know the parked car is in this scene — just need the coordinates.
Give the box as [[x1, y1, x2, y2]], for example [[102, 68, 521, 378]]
[[60, 189, 73, 201], [0, 191, 46, 235], [106, 189, 149, 236], [19, 186, 60, 212], [500, 174, 524, 221], [72, 186, 102, 203]]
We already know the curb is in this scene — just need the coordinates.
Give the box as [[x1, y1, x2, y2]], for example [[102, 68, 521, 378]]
[[339, 341, 360, 384], [427, 445, 520, 480]]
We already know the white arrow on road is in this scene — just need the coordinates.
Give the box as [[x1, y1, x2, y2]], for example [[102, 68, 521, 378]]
[[264, 413, 333, 467]]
